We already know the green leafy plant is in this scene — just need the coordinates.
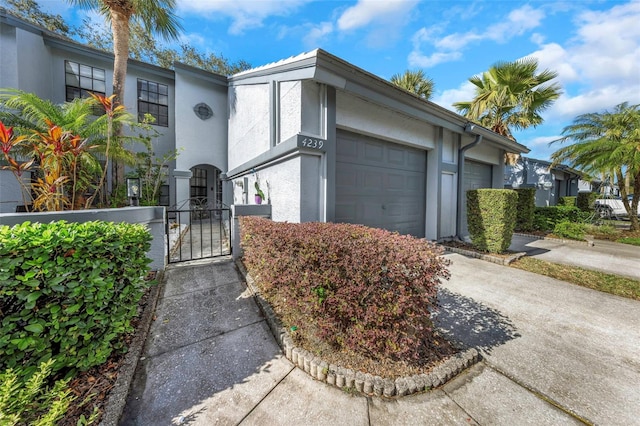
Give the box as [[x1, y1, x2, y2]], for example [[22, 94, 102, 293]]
[[553, 221, 587, 240], [467, 189, 518, 253], [577, 192, 598, 212], [0, 359, 74, 426], [514, 188, 535, 232], [133, 114, 179, 206], [558, 196, 577, 207], [240, 218, 450, 363], [533, 206, 591, 231], [0, 221, 153, 378]]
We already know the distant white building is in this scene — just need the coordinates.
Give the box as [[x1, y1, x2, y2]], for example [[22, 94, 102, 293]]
[[1, 10, 530, 240], [504, 157, 586, 206]]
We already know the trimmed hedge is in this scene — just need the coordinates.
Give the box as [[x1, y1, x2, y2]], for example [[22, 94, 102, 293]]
[[577, 192, 598, 212], [0, 221, 153, 378], [467, 189, 517, 253], [533, 206, 591, 231], [558, 196, 577, 207], [240, 217, 449, 364], [514, 188, 536, 232]]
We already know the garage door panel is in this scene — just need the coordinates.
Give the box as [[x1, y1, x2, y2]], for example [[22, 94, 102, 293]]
[[336, 131, 426, 237]]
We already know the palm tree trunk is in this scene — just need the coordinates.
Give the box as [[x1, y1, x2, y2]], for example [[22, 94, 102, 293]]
[[110, 9, 131, 194]]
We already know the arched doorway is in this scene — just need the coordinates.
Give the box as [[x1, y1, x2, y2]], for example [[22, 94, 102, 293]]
[[189, 164, 223, 209]]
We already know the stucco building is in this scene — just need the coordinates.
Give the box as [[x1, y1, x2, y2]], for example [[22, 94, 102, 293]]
[[1, 10, 529, 240]]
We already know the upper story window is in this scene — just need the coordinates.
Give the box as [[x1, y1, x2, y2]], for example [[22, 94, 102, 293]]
[[65, 60, 106, 101], [138, 79, 168, 127]]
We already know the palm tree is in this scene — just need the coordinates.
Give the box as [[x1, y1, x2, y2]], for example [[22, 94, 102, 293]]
[[453, 58, 561, 141], [551, 102, 640, 230], [66, 0, 182, 187], [390, 70, 435, 100]]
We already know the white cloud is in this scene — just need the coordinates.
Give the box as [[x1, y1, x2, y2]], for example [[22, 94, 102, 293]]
[[303, 22, 334, 47], [177, 0, 311, 34], [337, 0, 418, 31], [527, 2, 640, 120], [431, 81, 476, 112], [409, 4, 545, 68], [408, 50, 461, 68]]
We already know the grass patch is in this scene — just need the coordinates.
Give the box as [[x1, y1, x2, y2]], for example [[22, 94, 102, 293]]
[[511, 256, 640, 301], [617, 237, 640, 246]]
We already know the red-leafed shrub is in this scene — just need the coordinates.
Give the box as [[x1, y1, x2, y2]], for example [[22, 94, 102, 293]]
[[240, 217, 450, 364]]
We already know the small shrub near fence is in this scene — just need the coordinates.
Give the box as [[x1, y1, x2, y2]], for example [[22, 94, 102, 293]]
[[467, 189, 518, 253], [0, 220, 153, 379], [533, 206, 591, 232], [240, 217, 450, 364], [577, 192, 598, 212], [558, 196, 577, 207], [514, 188, 536, 232]]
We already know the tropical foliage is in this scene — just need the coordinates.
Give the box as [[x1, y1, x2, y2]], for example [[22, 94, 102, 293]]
[[551, 102, 640, 230], [390, 69, 435, 100], [64, 0, 182, 188], [0, 89, 137, 210], [454, 58, 562, 140], [4, 0, 251, 75]]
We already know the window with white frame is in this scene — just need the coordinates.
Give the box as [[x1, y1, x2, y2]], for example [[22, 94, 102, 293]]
[[137, 79, 169, 127], [65, 60, 106, 101]]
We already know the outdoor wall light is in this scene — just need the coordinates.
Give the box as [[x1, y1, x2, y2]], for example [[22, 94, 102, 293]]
[[127, 177, 141, 206]]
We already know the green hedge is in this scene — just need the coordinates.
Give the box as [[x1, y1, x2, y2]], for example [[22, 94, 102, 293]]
[[0, 221, 153, 378], [577, 192, 598, 212], [558, 196, 577, 207], [467, 189, 517, 253], [533, 206, 591, 231], [240, 218, 449, 363], [514, 188, 536, 232]]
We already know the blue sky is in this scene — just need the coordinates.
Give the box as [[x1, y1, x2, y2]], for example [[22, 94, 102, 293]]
[[45, 0, 640, 161]]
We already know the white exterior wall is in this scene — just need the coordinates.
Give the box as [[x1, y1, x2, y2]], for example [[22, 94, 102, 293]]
[[17, 29, 53, 99], [228, 84, 271, 170], [0, 170, 30, 213], [301, 81, 324, 137], [232, 156, 302, 223], [279, 81, 302, 143], [0, 23, 18, 88], [174, 72, 227, 172], [336, 91, 437, 150]]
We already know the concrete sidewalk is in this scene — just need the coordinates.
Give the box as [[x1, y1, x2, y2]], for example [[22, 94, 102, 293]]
[[120, 250, 640, 425], [509, 234, 640, 280]]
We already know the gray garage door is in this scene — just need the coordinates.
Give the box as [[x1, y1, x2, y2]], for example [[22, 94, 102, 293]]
[[462, 160, 493, 236], [335, 131, 426, 237]]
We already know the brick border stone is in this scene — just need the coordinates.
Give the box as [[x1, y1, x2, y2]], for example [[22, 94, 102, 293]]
[[235, 260, 480, 398]]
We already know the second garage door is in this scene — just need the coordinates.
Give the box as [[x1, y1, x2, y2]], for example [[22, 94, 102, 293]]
[[335, 131, 426, 237]]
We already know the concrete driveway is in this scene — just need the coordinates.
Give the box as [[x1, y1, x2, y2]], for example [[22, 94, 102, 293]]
[[120, 251, 640, 425], [509, 234, 640, 280]]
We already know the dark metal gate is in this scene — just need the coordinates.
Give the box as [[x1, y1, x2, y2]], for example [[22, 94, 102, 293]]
[[166, 207, 232, 263]]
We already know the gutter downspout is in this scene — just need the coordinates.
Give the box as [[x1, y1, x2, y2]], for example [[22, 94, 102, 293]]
[[456, 123, 483, 239]]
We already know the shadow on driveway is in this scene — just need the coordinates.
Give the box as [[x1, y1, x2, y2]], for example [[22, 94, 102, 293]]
[[434, 288, 521, 354]]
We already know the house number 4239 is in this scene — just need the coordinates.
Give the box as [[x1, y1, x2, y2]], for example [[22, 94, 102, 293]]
[[299, 137, 324, 149]]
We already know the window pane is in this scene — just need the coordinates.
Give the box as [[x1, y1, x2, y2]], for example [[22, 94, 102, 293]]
[[158, 115, 168, 127], [139, 91, 148, 102], [159, 84, 168, 95], [93, 68, 105, 80], [66, 86, 80, 101], [159, 105, 168, 116], [158, 94, 168, 105], [149, 104, 158, 115], [148, 81, 158, 93], [149, 91, 158, 103], [65, 61, 78, 75], [66, 73, 79, 86], [138, 80, 147, 92], [93, 80, 106, 92], [80, 64, 92, 77], [80, 76, 92, 90]]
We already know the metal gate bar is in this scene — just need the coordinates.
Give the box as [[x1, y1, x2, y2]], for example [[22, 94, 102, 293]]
[[166, 208, 231, 263]]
